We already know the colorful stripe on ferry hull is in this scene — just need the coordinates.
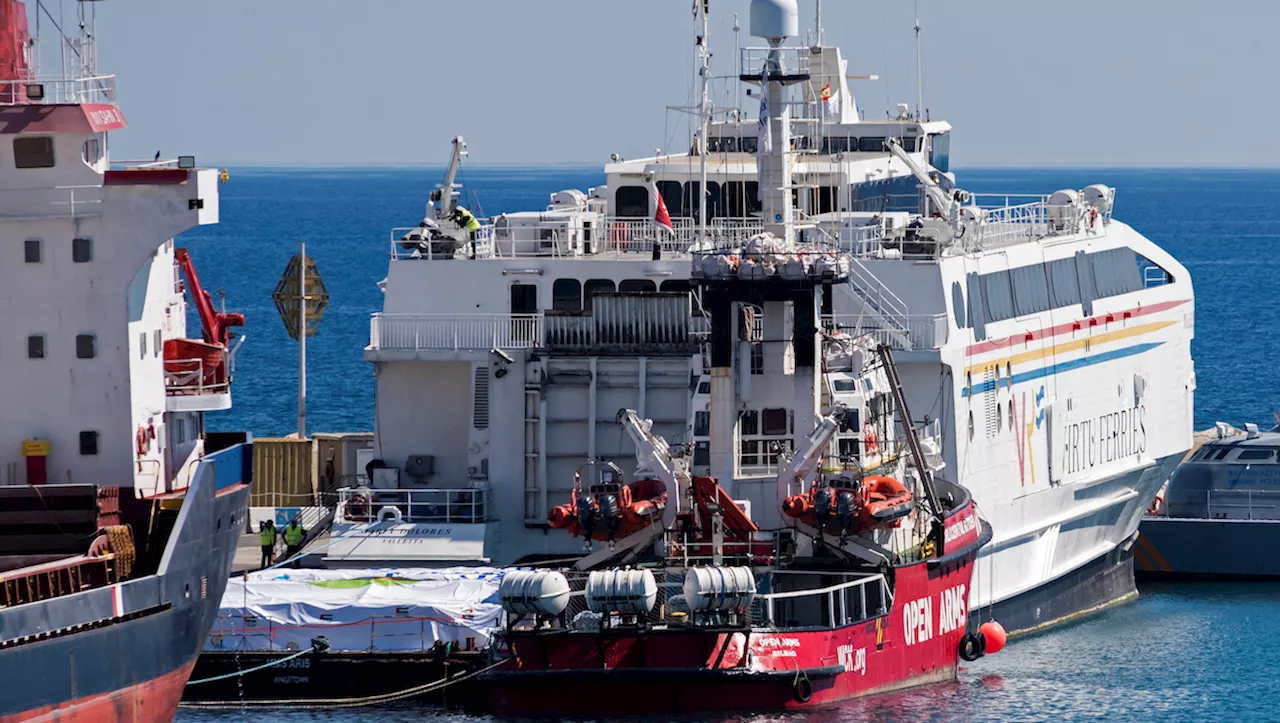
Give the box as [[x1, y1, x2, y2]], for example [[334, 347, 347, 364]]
[[960, 299, 1190, 398]]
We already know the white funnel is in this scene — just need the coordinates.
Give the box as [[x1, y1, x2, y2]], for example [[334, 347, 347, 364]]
[[750, 0, 798, 43]]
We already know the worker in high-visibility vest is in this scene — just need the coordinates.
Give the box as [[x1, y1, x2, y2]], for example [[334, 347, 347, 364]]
[[258, 520, 277, 569], [452, 207, 481, 238], [283, 519, 306, 562]]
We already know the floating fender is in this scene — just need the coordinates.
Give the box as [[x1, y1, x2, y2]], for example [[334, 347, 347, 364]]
[[376, 505, 403, 523], [792, 676, 813, 703], [959, 631, 986, 662], [979, 621, 1007, 654]]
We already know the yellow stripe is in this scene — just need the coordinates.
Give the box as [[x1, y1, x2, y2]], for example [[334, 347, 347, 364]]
[[964, 321, 1175, 377]]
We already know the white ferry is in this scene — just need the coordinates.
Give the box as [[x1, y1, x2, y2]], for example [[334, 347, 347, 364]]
[[337, 0, 1195, 635]]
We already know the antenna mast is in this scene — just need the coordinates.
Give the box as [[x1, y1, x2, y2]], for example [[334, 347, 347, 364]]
[[696, 0, 711, 241], [815, 0, 822, 46], [914, 0, 923, 120]]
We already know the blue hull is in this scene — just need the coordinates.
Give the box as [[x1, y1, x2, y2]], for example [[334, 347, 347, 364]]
[[1136, 517, 1280, 579], [0, 444, 251, 721]]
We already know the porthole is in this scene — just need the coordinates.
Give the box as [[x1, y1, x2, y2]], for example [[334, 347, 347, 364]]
[[997, 403, 1003, 432], [1008, 400, 1015, 430], [968, 411, 975, 441], [1006, 362, 1013, 388]]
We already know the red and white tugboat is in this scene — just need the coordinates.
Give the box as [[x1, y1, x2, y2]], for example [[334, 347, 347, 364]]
[[484, 5, 996, 707]]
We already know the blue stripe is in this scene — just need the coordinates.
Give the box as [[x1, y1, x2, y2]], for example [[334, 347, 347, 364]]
[[961, 342, 1164, 398]]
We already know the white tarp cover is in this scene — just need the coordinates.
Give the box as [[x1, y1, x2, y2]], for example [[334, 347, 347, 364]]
[[206, 567, 506, 652]]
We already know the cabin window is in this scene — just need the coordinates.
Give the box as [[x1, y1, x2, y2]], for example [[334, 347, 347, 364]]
[[656, 181, 683, 217], [509, 284, 537, 314], [552, 279, 582, 312], [750, 343, 763, 375], [76, 334, 96, 359], [82, 138, 102, 166], [718, 136, 738, 152], [1236, 449, 1275, 462], [681, 182, 702, 220], [740, 136, 758, 154], [693, 411, 710, 437], [1136, 253, 1172, 287], [619, 279, 657, 294], [857, 137, 886, 153], [693, 441, 710, 467], [1046, 258, 1081, 307], [154, 330, 162, 357], [838, 407, 859, 432], [817, 186, 838, 215], [583, 279, 615, 312], [697, 381, 710, 395], [14, 136, 54, 168], [705, 181, 724, 220], [1010, 263, 1051, 317], [79, 431, 99, 455], [950, 282, 967, 329], [139, 332, 147, 359], [27, 334, 44, 359], [900, 136, 919, 152], [762, 408, 789, 436], [660, 279, 693, 294], [615, 186, 649, 218], [981, 271, 1015, 322], [822, 136, 850, 155], [72, 237, 92, 263], [928, 132, 951, 172], [724, 181, 760, 218], [24, 239, 40, 263], [1091, 248, 1144, 298]]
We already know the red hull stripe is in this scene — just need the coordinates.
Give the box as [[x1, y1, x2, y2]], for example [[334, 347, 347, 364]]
[[965, 299, 1189, 357], [0, 660, 193, 723]]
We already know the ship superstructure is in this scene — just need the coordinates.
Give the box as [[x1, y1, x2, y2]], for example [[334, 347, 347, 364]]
[[351, 0, 1194, 635], [0, 2, 250, 720]]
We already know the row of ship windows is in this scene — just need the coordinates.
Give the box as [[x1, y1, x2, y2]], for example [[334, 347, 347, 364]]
[[958, 247, 1173, 331], [704, 135, 922, 155], [22, 238, 94, 263], [25, 330, 164, 359], [616, 183, 850, 219], [515, 279, 696, 314]]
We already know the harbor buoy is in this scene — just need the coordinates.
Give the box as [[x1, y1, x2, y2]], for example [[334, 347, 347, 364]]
[[979, 621, 1007, 654]]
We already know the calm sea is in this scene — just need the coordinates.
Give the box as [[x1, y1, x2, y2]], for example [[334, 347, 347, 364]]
[[175, 167, 1279, 721]]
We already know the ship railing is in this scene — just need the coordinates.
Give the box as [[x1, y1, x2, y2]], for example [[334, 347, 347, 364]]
[[739, 46, 812, 80], [1152, 489, 1280, 521], [755, 571, 892, 631], [369, 313, 542, 351], [335, 485, 491, 524], [164, 357, 230, 395], [0, 74, 116, 106], [822, 313, 949, 351]]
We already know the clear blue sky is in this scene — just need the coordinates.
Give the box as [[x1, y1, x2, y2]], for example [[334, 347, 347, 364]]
[[81, 0, 1276, 167]]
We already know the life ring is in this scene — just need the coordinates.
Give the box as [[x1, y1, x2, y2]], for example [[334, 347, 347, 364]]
[[135, 426, 148, 457], [791, 676, 813, 703], [863, 424, 880, 456], [959, 631, 986, 662], [377, 505, 403, 523]]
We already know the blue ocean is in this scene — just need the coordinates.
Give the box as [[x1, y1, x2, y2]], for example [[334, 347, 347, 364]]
[[175, 167, 1279, 722]]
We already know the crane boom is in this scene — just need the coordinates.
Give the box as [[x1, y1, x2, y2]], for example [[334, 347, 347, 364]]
[[174, 248, 244, 347]]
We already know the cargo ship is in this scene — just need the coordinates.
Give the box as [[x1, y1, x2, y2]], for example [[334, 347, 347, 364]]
[[0, 1, 251, 720]]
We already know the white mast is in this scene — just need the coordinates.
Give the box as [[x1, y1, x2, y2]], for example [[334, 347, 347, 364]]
[[914, 0, 923, 120], [697, 0, 711, 240], [815, 0, 822, 46]]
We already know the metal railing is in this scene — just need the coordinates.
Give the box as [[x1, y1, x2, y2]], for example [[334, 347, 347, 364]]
[[823, 313, 949, 351], [336, 486, 491, 524], [757, 571, 892, 631], [739, 46, 812, 79], [0, 74, 116, 106], [369, 313, 541, 351], [164, 357, 229, 395], [0, 185, 104, 220], [1154, 488, 1280, 521]]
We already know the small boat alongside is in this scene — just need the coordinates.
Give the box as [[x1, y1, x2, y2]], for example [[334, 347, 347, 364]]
[[1137, 421, 1280, 579]]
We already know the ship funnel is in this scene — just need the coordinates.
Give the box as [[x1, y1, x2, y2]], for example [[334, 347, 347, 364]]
[[749, 0, 798, 44]]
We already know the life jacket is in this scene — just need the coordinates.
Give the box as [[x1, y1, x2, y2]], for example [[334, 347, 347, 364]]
[[284, 524, 304, 546]]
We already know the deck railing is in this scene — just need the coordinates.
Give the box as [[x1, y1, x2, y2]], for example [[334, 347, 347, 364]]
[[0, 74, 116, 106], [823, 313, 949, 351], [336, 486, 491, 524], [369, 314, 541, 351]]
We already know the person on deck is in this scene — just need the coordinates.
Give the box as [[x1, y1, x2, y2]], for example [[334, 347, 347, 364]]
[[258, 520, 277, 569], [283, 518, 306, 563], [451, 207, 481, 239]]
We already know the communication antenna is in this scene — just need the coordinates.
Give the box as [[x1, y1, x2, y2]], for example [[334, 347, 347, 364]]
[[914, 0, 924, 120], [815, 0, 822, 46]]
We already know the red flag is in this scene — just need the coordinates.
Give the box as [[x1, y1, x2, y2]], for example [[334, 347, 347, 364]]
[[654, 191, 674, 231]]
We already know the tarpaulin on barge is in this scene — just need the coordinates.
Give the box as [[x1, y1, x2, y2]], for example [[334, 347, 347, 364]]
[[205, 567, 505, 652]]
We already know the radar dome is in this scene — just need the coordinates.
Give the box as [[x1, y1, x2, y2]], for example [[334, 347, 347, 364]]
[[750, 0, 799, 42]]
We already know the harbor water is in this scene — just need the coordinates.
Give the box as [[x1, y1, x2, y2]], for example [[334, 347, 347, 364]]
[[176, 167, 1280, 721]]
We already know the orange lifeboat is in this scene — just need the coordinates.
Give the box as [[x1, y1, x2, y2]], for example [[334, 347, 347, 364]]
[[782, 475, 915, 536], [547, 479, 668, 543], [859, 476, 915, 528]]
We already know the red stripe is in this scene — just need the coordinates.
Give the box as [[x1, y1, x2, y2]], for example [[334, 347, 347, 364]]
[[965, 299, 1189, 356]]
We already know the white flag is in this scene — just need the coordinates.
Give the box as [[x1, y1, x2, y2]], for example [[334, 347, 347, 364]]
[[824, 87, 841, 121], [757, 66, 772, 155]]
